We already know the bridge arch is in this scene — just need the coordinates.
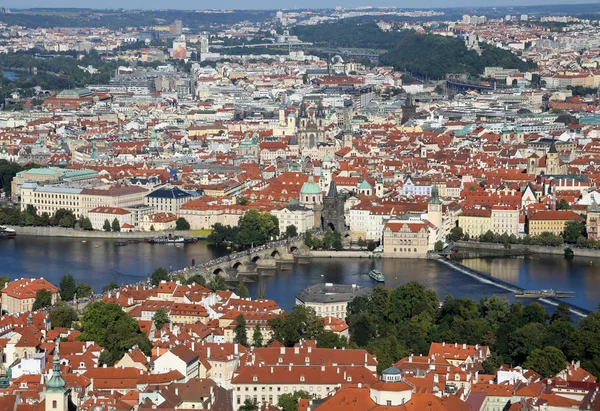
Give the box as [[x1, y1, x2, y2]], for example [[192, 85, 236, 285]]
[[270, 249, 281, 259], [290, 246, 299, 254], [251, 255, 262, 263], [213, 267, 225, 275], [326, 222, 335, 232], [231, 261, 245, 271]]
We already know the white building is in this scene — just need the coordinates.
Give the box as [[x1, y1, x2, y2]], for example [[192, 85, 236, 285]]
[[272, 204, 314, 234], [88, 207, 134, 231]]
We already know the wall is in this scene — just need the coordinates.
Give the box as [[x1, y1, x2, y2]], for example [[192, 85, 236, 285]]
[[6, 226, 196, 239], [453, 241, 600, 259]]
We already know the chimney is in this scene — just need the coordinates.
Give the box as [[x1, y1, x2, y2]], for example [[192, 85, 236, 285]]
[[442, 342, 445, 347], [409, 355, 413, 363], [191, 342, 195, 352], [235, 343, 239, 355], [343, 370, 347, 380], [288, 364, 292, 371], [434, 374, 439, 383], [270, 367, 273, 374], [207, 347, 211, 358], [462, 343, 466, 349], [280, 346, 285, 355], [294, 346, 299, 354], [175, 388, 179, 396], [364, 352, 367, 365], [321, 365, 325, 372]]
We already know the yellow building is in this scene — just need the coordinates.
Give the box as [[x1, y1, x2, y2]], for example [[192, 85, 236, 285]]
[[529, 210, 585, 236], [382, 220, 431, 258], [2, 278, 60, 313], [458, 208, 492, 238]]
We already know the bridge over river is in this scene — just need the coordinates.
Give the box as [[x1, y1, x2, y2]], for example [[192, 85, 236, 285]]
[[180, 237, 310, 281]]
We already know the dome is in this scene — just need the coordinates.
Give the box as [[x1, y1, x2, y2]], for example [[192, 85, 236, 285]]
[[301, 178, 322, 195], [358, 179, 372, 190], [323, 154, 332, 163]]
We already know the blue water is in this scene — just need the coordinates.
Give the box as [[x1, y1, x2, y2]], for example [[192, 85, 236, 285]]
[[0, 237, 598, 312], [2, 71, 29, 81]]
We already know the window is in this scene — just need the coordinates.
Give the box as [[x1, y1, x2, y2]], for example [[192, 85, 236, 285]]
[[52, 401, 57, 409], [387, 401, 392, 406]]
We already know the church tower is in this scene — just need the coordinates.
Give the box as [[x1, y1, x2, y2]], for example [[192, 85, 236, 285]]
[[45, 353, 72, 411], [375, 175, 384, 198], [428, 183, 443, 229], [322, 181, 345, 233], [546, 139, 559, 175]]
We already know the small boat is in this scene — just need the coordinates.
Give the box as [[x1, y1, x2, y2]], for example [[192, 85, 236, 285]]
[[146, 234, 197, 244], [95, 245, 100, 248], [369, 269, 385, 282], [114, 241, 128, 247], [81, 240, 87, 243], [0, 227, 16, 238], [515, 289, 556, 298]]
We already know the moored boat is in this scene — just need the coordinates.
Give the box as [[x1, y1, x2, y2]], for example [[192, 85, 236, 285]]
[[0, 227, 16, 238]]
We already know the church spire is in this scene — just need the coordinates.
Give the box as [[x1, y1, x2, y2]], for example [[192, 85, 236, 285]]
[[429, 182, 441, 205], [46, 352, 66, 391]]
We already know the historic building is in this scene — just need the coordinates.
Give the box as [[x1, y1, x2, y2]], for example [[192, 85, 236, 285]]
[[297, 100, 326, 150], [322, 181, 345, 232]]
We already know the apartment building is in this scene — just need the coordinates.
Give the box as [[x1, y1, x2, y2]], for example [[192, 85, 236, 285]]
[[2, 278, 60, 313], [528, 210, 585, 236], [382, 220, 432, 258]]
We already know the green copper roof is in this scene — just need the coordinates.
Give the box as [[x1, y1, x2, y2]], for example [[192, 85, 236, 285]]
[[358, 179, 372, 190], [429, 183, 442, 205], [301, 178, 321, 195], [46, 353, 66, 391]]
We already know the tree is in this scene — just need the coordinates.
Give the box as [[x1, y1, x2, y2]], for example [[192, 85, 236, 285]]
[[367, 241, 377, 251], [278, 391, 310, 411], [434, 240, 444, 252], [387, 281, 439, 325], [447, 227, 464, 242], [253, 324, 263, 347], [111, 218, 121, 232], [524, 346, 567, 378], [564, 221, 584, 244], [239, 399, 258, 411], [482, 351, 503, 374], [284, 224, 298, 239], [150, 225, 155, 231], [237, 197, 249, 206], [151, 267, 169, 287], [78, 301, 151, 365], [103, 219, 111, 231], [551, 302, 571, 324], [80, 217, 93, 230], [102, 281, 118, 292], [175, 217, 190, 230], [208, 275, 227, 292], [317, 331, 347, 349], [564, 247, 574, 260], [556, 199, 571, 210], [357, 237, 367, 249], [270, 305, 324, 347], [76, 283, 94, 298], [234, 314, 248, 347], [187, 274, 206, 286], [153, 307, 170, 330], [32, 289, 53, 310], [235, 282, 249, 298], [59, 274, 76, 301], [49, 301, 78, 328], [0, 276, 10, 289], [236, 209, 279, 247]]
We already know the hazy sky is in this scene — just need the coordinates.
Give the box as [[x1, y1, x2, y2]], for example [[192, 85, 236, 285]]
[[4, 0, 600, 9]]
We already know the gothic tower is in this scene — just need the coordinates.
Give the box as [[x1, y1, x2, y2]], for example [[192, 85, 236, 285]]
[[322, 181, 345, 232], [428, 183, 443, 230]]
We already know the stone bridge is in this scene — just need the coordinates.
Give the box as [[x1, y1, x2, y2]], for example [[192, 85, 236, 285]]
[[187, 237, 310, 281]]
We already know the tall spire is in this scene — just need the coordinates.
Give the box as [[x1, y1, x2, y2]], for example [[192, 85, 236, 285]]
[[429, 182, 441, 205], [46, 352, 66, 391]]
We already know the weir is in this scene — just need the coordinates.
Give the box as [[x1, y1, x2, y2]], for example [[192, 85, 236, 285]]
[[438, 258, 591, 318]]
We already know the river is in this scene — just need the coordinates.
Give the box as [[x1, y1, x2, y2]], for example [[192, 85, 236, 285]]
[[2, 71, 30, 81], [0, 237, 598, 312]]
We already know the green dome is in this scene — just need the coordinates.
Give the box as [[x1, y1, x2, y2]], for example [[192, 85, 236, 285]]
[[301, 179, 322, 195], [46, 353, 66, 391], [358, 179, 372, 190]]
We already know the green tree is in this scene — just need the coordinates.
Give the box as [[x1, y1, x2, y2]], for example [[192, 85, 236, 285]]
[[447, 226, 464, 242], [0, 276, 10, 289], [239, 399, 258, 411], [357, 237, 367, 249], [236, 209, 279, 247], [150, 225, 155, 231], [111, 218, 121, 232], [151, 267, 169, 287], [234, 314, 248, 347], [78, 301, 151, 365], [367, 241, 377, 251], [387, 281, 438, 325], [59, 274, 76, 301], [175, 217, 190, 230], [76, 283, 94, 298], [270, 305, 324, 347], [317, 331, 347, 349], [284, 225, 298, 239], [434, 240, 444, 252], [235, 282, 249, 298], [32, 289, 53, 310], [208, 275, 227, 291], [153, 307, 170, 330], [564, 221, 585, 244], [278, 390, 310, 411], [253, 324, 263, 347], [509, 322, 547, 364], [103, 219, 111, 231], [237, 197, 249, 206], [49, 301, 78, 328], [551, 302, 571, 324], [564, 247, 574, 260], [80, 217, 93, 230], [524, 346, 567, 378], [482, 351, 503, 374], [556, 199, 571, 210], [102, 281, 118, 292], [187, 274, 206, 286]]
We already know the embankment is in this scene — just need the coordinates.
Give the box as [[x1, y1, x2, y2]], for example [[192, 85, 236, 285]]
[[452, 241, 600, 259], [309, 250, 377, 258], [6, 226, 196, 239]]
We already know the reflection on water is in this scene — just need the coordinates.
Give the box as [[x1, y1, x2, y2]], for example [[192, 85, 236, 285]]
[[460, 256, 600, 311], [2, 237, 599, 312]]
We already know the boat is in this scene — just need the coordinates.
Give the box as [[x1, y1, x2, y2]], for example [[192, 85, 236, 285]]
[[514, 289, 556, 298], [0, 227, 16, 238], [114, 241, 128, 247], [369, 269, 385, 282], [146, 234, 197, 244]]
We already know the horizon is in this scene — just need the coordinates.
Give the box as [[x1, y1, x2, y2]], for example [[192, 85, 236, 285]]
[[2, 0, 599, 12]]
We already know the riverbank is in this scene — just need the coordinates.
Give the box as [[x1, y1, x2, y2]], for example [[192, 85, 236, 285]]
[[309, 250, 377, 258], [452, 241, 600, 259], [6, 226, 198, 239]]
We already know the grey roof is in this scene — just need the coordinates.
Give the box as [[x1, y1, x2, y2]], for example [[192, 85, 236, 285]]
[[146, 187, 193, 199], [295, 283, 372, 304]]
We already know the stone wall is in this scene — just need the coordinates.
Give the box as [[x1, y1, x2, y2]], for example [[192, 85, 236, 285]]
[[453, 241, 600, 259], [6, 226, 195, 239]]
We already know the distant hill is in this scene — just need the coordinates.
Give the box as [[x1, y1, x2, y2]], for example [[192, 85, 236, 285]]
[[292, 21, 535, 80]]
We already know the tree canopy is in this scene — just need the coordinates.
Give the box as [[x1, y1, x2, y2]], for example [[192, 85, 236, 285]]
[[49, 301, 78, 328], [150, 267, 170, 287], [32, 289, 53, 310]]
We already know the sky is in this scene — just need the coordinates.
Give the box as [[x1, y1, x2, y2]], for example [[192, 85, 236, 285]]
[[4, 0, 600, 9]]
